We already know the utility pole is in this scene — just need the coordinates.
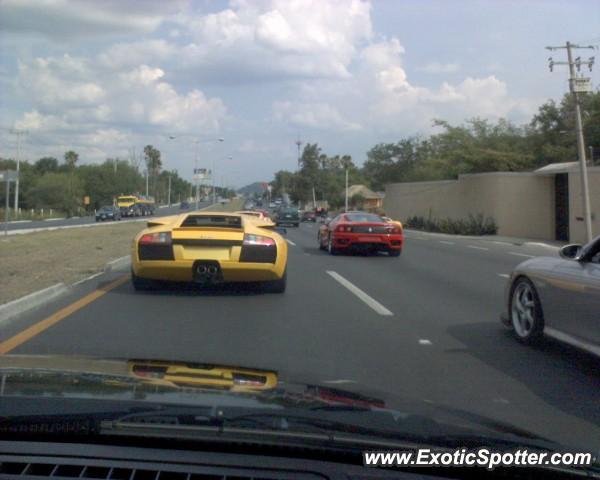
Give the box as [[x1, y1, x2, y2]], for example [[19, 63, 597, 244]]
[[546, 41, 596, 243], [167, 172, 172, 207], [145, 170, 149, 197], [10, 129, 27, 215]]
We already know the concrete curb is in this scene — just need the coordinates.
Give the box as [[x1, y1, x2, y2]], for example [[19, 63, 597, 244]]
[[0, 283, 69, 325], [0, 254, 133, 326], [404, 228, 563, 250], [105, 255, 131, 272]]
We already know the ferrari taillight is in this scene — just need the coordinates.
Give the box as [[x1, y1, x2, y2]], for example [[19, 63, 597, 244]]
[[243, 234, 275, 246], [140, 232, 172, 244], [386, 226, 402, 234], [336, 225, 352, 233]]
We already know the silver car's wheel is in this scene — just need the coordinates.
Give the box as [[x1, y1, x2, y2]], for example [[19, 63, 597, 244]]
[[510, 278, 543, 343]]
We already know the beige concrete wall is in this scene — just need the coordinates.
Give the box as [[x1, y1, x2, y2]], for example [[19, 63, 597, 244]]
[[567, 167, 600, 244], [384, 173, 554, 240]]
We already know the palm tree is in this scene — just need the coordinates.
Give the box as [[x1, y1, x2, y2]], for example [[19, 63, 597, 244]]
[[64, 150, 79, 216]]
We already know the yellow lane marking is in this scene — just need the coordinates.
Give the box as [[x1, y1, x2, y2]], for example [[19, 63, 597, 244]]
[[0, 274, 129, 355]]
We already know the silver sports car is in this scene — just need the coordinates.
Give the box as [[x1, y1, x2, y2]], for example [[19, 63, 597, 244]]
[[501, 237, 600, 357]]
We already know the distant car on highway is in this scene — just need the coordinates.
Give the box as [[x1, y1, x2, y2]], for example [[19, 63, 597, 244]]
[[235, 210, 266, 220], [95, 205, 121, 222], [302, 210, 316, 222], [318, 212, 403, 256], [274, 207, 300, 227], [269, 202, 277, 208], [501, 237, 600, 357], [131, 211, 288, 293], [180, 201, 190, 210], [382, 216, 403, 230]]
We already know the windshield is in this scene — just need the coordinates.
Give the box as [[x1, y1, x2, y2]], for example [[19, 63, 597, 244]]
[[344, 214, 384, 223], [0, 0, 598, 466]]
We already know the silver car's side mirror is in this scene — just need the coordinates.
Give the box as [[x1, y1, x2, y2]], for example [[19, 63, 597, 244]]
[[559, 244, 582, 260]]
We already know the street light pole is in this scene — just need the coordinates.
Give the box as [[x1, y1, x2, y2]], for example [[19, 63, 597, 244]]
[[345, 167, 349, 212], [167, 172, 172, 207], [211, 139, 225, 206], [11, 129, 27, 215], [194, 140, 200, 210], [167, 135, 223, 210]]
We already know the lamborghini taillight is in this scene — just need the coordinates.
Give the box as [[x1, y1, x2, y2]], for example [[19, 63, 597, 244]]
[[240, 234, 277, 263]]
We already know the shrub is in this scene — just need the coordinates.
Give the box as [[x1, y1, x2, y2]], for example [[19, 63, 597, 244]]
[[405, 213, 497, 236]]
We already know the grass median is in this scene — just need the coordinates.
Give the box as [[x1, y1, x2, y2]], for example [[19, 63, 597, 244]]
[[0, 198, 244, 305]]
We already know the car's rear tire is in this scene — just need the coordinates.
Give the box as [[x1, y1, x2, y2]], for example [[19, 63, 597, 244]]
[[131, 271, 158, 291], [389, 249, 401, 257], [264, 269, 286, 293], [509, 277, 544, 344]]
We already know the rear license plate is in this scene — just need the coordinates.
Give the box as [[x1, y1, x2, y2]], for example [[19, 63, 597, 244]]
[[181, 247, 231, 261], [359, 236, 378, 242]]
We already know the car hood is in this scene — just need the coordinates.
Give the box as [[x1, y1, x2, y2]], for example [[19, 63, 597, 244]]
[[0, 355, 554, 448]]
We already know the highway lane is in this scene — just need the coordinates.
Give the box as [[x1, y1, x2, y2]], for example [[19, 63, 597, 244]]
[[0, 222, 598, 452], [2, 203, 199, 232]]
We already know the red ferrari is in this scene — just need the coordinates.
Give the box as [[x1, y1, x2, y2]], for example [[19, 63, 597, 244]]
[[318, 212, 403, 256]]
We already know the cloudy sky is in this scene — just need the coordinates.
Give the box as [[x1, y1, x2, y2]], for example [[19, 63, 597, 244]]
[[0, 0, 598, 188]]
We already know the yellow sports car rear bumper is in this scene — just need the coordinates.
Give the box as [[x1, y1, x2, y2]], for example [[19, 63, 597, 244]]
[[132, 259, 284, 282]]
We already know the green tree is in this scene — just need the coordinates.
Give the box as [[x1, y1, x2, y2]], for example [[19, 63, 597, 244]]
[[26, 172, 84, 213], [143, 145, 162, 196], [34, 157, 58, 175], [64, 150, 79, 169]]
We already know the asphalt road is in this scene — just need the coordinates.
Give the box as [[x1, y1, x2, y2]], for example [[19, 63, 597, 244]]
[[1, 222, 598, 453], [2, 203, 198, 232]]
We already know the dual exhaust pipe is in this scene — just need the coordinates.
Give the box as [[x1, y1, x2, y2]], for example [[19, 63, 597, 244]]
[[196, 264, 219, 275], [194, 262, 222, 284]]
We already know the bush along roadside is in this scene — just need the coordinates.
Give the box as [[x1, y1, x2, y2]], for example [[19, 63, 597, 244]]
[[405, 213, 498, 236]]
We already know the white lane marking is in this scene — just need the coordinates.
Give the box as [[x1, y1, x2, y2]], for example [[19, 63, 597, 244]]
[[509, 252, 534, 258], [326, 270, 393, 316], [439, 240, 455, 245], [419, 339, 432, 345], [321, 379, 357, 384], [43, 217, 65, 221], [498, 273, 510, 278], [493, 241, 513, 246], [467, 245, 488, 251], [8, 220, 32, 224], [286, 239, 297, 246]]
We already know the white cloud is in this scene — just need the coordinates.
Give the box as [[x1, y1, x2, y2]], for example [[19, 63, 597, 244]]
[[97, 40, 175, 70], [273, 100, 361, 131], [0, 0, 184, 39], [12, 52, 227, 162], [176, 0, 372, 81], [417, 62, 460, 74]]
